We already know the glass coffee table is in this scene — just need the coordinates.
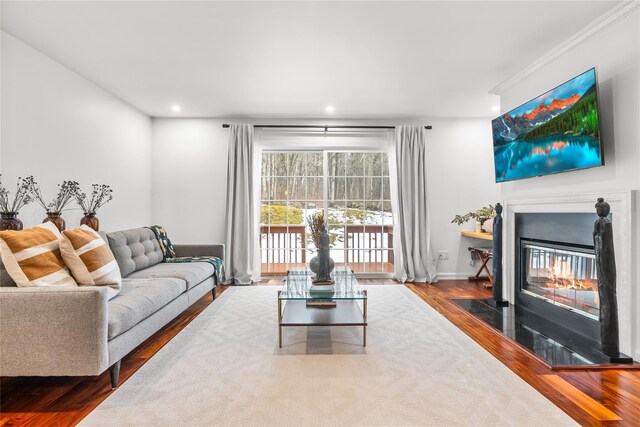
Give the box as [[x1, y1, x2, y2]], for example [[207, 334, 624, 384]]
[[278, 267, 367, 348]]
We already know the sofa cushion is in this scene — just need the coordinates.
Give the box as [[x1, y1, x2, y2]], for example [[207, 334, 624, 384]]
[[0, 222, 77, 287], [107, 277, 186, 339], [126, 262, 214, 290], [60, 226, 122, 299], [106, 228, 163, 277]]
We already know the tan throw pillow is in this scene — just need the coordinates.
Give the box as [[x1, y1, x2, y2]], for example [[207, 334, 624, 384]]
[[60, 225, 121, 299], [0, 222, 77, 287]]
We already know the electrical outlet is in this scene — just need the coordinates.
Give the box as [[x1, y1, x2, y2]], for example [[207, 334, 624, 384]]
[[438, 250, 449, 260]]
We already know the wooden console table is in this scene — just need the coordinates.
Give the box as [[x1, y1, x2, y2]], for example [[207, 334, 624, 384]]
[[461, 231, 493, 287], [467, 247, 493, 287], [461, 231, 493, 241]]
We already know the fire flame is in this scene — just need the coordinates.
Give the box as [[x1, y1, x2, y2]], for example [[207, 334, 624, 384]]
[[546, 258, 593, 290]]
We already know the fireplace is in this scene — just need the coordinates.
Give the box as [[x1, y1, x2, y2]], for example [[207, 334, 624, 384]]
[[502, 193, 635, 361], [514, 212, 601, 341], [520, 240, 598, 319]]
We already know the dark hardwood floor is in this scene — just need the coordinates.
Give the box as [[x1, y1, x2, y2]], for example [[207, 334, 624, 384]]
[[405, 281, 640, 427], [1, 279, 639, 426]]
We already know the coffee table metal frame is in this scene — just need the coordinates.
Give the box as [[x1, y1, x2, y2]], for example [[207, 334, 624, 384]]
[[277, 269, 367, 348]]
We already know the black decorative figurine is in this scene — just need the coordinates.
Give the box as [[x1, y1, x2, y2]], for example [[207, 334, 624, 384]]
[[492, 203, 508, 306], [593, 198, 621, 358], [313, 224, 334, 284]]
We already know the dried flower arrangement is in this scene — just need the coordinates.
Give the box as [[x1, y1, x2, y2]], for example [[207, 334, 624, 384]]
[[0, 175, 34, 213], [306, 211, 326, 248], [30, 179, 80, 213], [76, 184, 113, 214]]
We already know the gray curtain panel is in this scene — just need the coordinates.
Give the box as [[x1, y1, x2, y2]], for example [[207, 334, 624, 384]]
[[224, 124, 257, 285], [393, 126, 437, 283]]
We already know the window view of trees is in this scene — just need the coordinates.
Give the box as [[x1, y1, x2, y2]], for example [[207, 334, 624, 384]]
[[260, 151, 394, 274], [261, 152, 322, 270]]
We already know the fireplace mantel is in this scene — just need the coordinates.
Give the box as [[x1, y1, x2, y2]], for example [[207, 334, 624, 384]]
[[502, 191, 636, 358]]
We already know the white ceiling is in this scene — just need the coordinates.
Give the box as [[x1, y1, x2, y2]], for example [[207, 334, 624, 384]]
[[0, 1, 620, 119]]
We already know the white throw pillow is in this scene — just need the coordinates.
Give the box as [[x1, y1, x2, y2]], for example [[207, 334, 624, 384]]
[[0, 221, 77, 287], [60, 225, 121, 299]]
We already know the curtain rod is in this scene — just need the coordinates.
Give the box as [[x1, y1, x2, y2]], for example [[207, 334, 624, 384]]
[[221, 124, 432, 130]]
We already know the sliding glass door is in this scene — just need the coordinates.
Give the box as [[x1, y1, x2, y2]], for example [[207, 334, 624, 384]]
[[326, 152, 393, 274], [260, 150, 393, 276], [260, 152, 323, 274]]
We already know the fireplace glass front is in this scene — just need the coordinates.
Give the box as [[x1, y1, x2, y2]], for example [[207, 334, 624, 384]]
[[521, 241, 599, 319]]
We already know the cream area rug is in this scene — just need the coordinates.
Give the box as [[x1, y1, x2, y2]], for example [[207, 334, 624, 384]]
[[80, 286, 576, 426]]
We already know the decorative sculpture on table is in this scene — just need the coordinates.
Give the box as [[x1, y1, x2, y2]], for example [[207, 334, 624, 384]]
[[313, 224, 334, 284], [307, 212, 334, 279], [593, 198, 622, 359], [491, 203, 508, 306]]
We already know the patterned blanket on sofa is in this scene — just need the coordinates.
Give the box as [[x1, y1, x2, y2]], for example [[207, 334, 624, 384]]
[[148, 225, 225, 284]]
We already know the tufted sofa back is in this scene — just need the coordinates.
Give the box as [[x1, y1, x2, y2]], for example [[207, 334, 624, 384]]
[[106, 228, 163, 277]]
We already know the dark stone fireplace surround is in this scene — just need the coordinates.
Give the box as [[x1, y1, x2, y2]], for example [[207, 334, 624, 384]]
[[454, 194, 634, 366], [515, 212, 601, 342]]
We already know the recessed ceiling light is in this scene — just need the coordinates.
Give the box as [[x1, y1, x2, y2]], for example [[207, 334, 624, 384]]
[[491, 105, 500, 112], [171, 104, 181, 112], [325, 105, 335, 113]]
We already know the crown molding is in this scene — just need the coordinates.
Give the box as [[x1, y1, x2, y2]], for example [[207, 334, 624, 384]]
[[490, 1, 640, 95]]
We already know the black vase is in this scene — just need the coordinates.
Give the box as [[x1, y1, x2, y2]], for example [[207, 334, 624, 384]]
[[309, 256, 335, 275]]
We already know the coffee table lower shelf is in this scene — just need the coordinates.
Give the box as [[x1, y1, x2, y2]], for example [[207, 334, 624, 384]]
[[277, 292, 367, 348]]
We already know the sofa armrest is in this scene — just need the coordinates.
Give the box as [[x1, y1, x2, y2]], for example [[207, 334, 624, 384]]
[[0, 286, 109, 377], [173, 244, 224, 260]]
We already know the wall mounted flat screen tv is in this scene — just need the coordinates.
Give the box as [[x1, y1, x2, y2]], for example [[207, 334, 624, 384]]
[[492, 68, 603, 183]]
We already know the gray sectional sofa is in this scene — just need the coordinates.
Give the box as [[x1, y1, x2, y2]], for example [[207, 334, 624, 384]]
[[0, 227, 223, 388]]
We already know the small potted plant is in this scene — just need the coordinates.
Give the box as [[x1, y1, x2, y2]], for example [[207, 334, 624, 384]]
[[30, 179, 80, 231], [75, 184, 113, 231], [451, 205, 496, 233], [0, 175, 34, 231]]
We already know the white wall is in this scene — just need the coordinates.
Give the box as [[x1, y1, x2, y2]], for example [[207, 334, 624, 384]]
[[151, 117, 500, 278], [495, 10, 640, 359], [426, 119, 501, 278], [151, 118, 229, 244], [0, 32, 152, 231]]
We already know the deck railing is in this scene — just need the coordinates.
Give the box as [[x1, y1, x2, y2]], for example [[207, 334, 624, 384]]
[[260, 225, 306, 265], [344, 224, 394, 264], [260, 224, 394, 270]]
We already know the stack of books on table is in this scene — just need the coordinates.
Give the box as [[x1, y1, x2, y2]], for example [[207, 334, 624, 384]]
[[307, 284, 336, 307]]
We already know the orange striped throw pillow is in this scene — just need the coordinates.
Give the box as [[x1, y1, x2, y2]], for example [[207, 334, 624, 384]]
[[0, 222, 77, 287], [60, 225, 121, 299]]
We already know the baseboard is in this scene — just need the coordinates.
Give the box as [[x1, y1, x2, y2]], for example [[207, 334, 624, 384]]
[[436, 272, 472, 280]]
